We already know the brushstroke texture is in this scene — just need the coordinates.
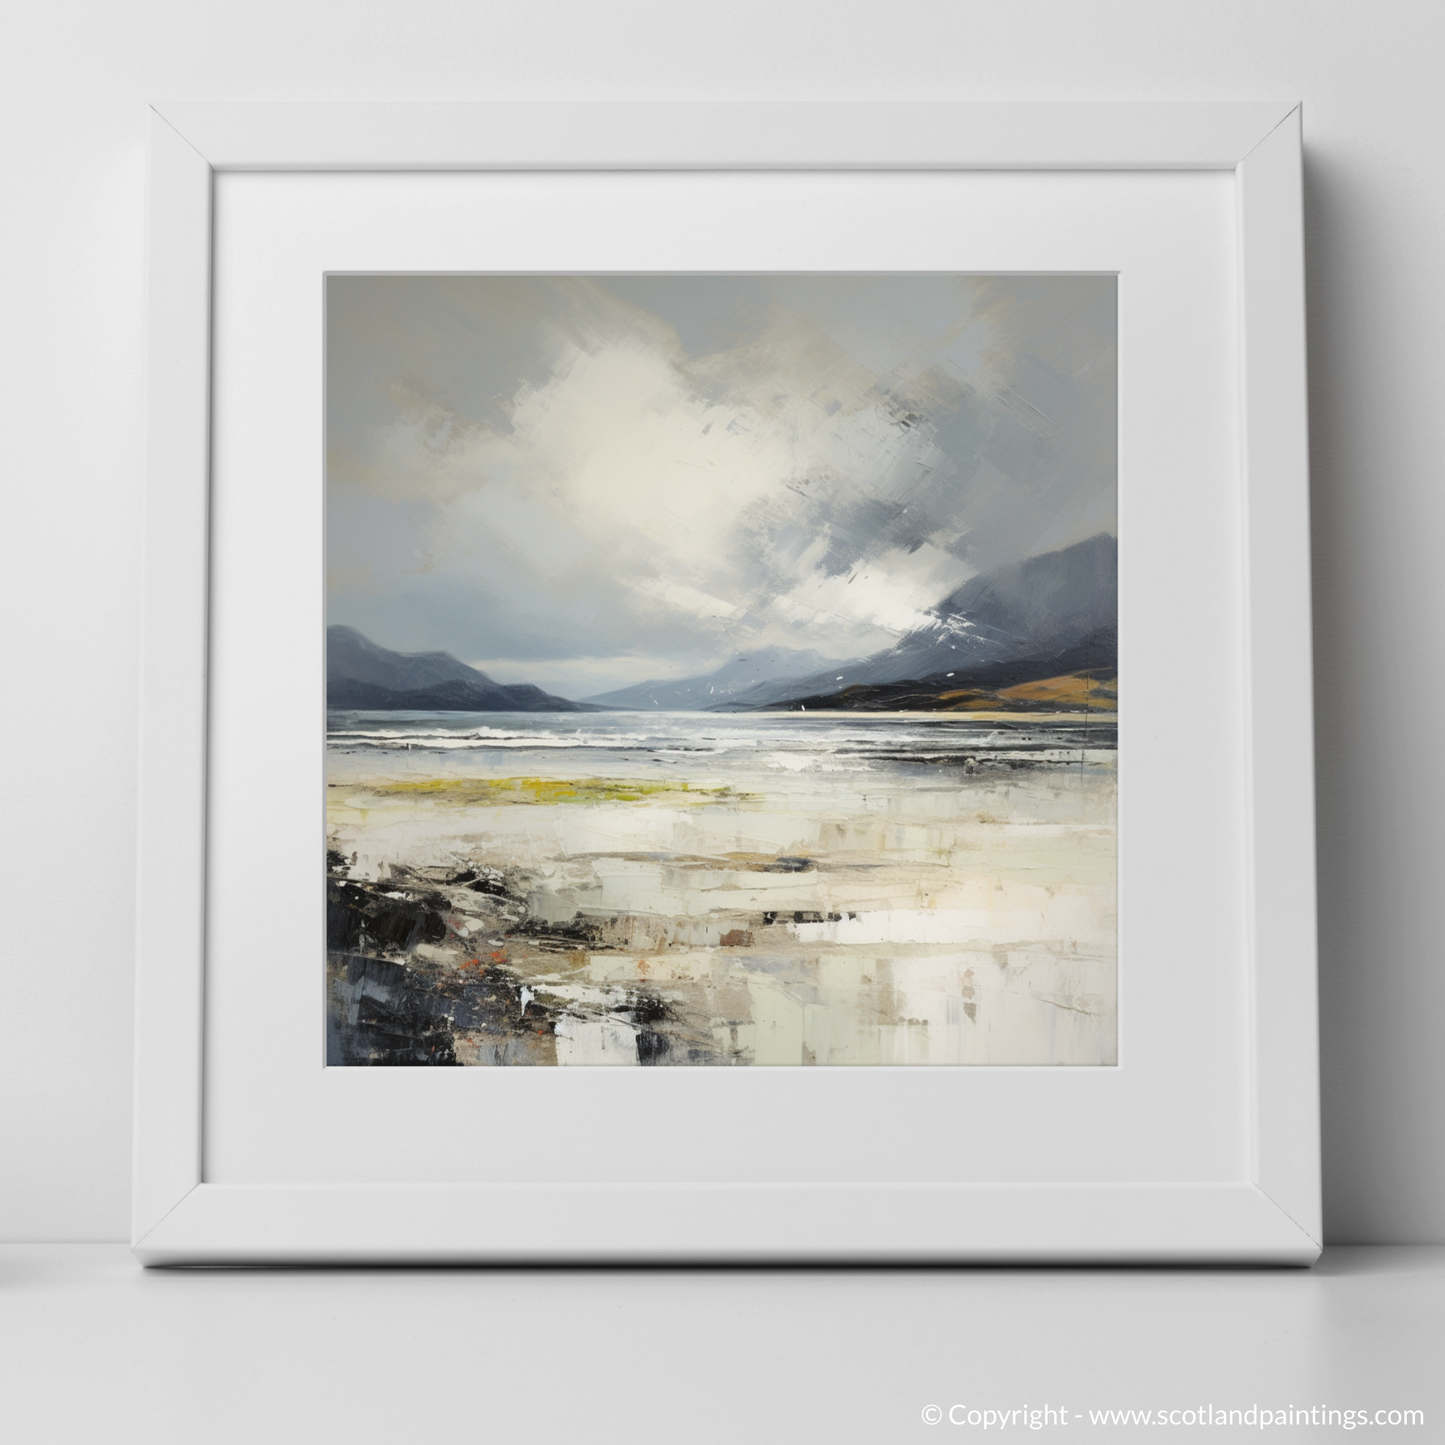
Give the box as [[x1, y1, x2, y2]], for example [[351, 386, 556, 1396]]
[[327, 275, 1115, 699], [324, 275, 1118, 1067]]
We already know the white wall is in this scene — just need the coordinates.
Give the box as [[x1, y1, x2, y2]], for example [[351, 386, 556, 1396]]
[[2, 0, 1440, 1243]]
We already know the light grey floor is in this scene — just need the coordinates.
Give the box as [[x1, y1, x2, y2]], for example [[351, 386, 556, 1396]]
[[1, 1245, 1439, 1442]]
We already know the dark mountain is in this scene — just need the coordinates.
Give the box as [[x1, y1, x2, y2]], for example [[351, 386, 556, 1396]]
[[583, 645, 847, 711], [759, 625, 1117, 713], [917, 622, 1116, 693], [329, 625, 487, 692], [721, 534, 1117, 710], [327, 625, 599, 712]]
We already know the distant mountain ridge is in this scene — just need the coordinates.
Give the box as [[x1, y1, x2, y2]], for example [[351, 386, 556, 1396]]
[[327, 626, 600, 712], [583, 645, 845, 711], [327, 535, 1115, 716], [720, 534, 1117, 710], [759, 625, 1117, 713]]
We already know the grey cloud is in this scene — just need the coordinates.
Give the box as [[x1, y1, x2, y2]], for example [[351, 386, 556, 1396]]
[[326, 274, 1115, 694]]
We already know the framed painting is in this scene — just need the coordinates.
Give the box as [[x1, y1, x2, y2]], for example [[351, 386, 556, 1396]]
[[134, 102, 1319, 1263], [323, 270, 1119, 1071]]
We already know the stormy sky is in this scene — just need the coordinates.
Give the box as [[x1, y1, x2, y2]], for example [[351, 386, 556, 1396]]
[[326, 273, 1116, 698]]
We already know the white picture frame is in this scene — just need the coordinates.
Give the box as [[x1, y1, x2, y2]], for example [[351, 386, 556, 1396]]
[[135, 102, 1318, 1265]]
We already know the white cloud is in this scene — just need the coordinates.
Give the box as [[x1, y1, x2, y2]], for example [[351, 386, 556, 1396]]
[[327, 275, 1116, 695], [765, 542, 976, 643], [343, 323, 959, 667]]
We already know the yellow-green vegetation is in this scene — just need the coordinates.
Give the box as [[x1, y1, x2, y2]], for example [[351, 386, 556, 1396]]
[[356, 776, 751, 807], [937, 688, 1003, 710], [997, 672, 1118, 710]]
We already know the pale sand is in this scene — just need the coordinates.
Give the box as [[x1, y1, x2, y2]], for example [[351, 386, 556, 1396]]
[[326, 745, 1116, 1067]]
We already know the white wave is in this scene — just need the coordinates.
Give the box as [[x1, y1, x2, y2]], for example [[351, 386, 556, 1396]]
[[325, 710, 1116, 765]]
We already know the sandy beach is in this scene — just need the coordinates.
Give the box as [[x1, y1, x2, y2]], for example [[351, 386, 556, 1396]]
[[325, 711, 1116, 1067]]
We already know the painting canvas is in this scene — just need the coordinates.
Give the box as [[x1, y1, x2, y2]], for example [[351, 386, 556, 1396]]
[[324, 274, 1117, 1067]]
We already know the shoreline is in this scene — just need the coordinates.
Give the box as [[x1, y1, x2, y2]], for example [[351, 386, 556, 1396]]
[[326, 734, 1117, 1068], [326, 707, 1118, 722]]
